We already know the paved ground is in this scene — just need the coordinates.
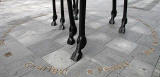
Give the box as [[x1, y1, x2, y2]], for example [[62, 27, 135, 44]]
[[0, 0, 160, 77]]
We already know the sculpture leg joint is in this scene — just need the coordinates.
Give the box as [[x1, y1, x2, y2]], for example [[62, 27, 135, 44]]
[[59, 18, 65, 30], [51, 15, 58, 26], [119, 18, 127, 33], [71, 35, 87, 62], [109, 10, 117, 24], [67, 25, 77, 45]]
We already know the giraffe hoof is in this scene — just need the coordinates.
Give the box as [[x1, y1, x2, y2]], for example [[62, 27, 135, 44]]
[[119, 27, 125, 34], [109, 17, 115, 24], [71, 50, 82, 62], [67, 37, 75, 45], [59, 24, 65, 30], [51, 21, 57, 26]]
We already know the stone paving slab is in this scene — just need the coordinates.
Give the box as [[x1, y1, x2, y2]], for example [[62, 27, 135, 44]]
[[0, 36, 33, 66], [120, 59, 154, 77], [42, 47, 75, 69]]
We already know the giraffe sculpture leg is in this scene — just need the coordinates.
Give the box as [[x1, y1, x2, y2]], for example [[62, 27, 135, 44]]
[[73, 0, 79, 20], [71, 0, 87, 62], [51, 0, 58, 26], [109, 0, 117, 24], [119, 0, 128, 33], [67, 0, 77, 45], [59, 0, 65, 30]]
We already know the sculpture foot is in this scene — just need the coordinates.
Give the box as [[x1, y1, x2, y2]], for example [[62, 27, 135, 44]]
[[119, 26, 125, 34], [109, 17, 115, 24], [67, 37, 75, 45], [71, 50, 82, 62], [51, 21, 57, 26], [59, 24, 65, 30]]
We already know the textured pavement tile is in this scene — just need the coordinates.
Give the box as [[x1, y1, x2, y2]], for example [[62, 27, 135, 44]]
[[93, 47, 133, 66], [42, 47, 75, 69], [116, 29, 142, 42], [0, 37, 33, 65], [151, 2, 160, 12], [66, 59, 109, 77], [28, 38, 63, 58], [131, 0, 155, 9], [5, 55, 35, 77], [9, 20, 61, 46], [152, 69, 160, 77], [106, 71, 122, 77], [120, 59, 154, 77], [152, 56, 160, 77], [129, 22, 151, 35], [0, 68, 9, 77], [130, 45, 160, 66], [83, 32, 112, 58], [106, 38, 137, 54], [136, 35, 153, 47], [21, 69, 64, 77]]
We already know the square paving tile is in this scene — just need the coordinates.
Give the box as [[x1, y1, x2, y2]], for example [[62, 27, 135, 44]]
[[28, 38, 63, 58], [42, 47, 75, 69], [130, 45, 160, 66], [83, 32, 112, 58], [0, 37, 33, 65], [66, 59, 109, 77], [93, 47, 133, 66], [106, 38, 137, 54], [120, 59, 154, 77]]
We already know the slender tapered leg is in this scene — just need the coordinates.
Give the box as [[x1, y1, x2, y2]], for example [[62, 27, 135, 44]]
[[71, 0, 87, 62], [109, 0, 117, 24], [51, 0, 58, 26], [67, 0, 77, 45], [73, 0, 79, 20], [59, 0, 65, 30], [73, 0, 76, 9], [119, 0, 128, 33]]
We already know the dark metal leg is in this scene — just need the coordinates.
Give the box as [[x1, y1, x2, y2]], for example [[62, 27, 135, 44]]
[[73, 0, 76, 10], [67, 0, 77, 45], [59, 0, 65, 30], [71, 0, 87, 62], [109, 0, 117, 24], [119, 0, 128, 33], [73, 0, 79, 20], [51, 0, 58, 26]]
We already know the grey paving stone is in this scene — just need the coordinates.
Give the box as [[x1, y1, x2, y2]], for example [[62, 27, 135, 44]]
[[136, 35, 153, 47], [151, 56, 160, 77], [21, 69, 64, 77], [152, 69, 160, 77], [106, 37, 137, 55], [83, 32, 112, 58], [128, 21, 152, 35], [93, 47, 133, 66], [0, 36, 33, 65], [42, 47, 75, 69], [66, 59, 109, 77], [0, 69, 9, 77], [5, 55, 35, 77], [28, 38, 63, 58], [130, 45, 160, 66], [9, 19, 63, 46], [120, 59, 154, 77]]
